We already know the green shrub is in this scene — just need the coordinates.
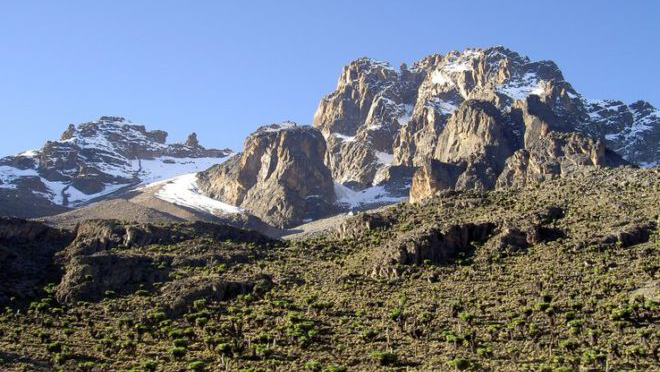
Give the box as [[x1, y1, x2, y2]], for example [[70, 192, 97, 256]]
[[305, 360, 322, 371], [370, 351, 397, 366], [446, 358, 470, 370], [46, 342, 62, 353], [172, 338, 188, 348], [169, 346, 187, 359], [187, 361, 206, 371]]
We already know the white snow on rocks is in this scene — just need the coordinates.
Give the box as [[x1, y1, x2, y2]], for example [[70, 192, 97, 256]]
[[431, 70, 455, 86], [137, 156, 230, 185], [257, 122, 297, 133], [333, 133, 357, 142], [497, 72, 545, 101], [155, 173, 243, 215], [333, 182, 406, 209], [375, 151, 393, 165], [0, 166, 40, 189]]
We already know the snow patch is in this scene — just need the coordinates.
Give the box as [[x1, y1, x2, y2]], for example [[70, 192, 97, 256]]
[[431, 70, 455, 86], [397, 104, 414, 126], [428, 99, 458, 115], [257, 122, 297, 133], [334, 182, 406, 208], [333, 133, 357, 142], [0, 166, 40, 189], [375, 151, 393, 165], [18, 150, 39, 157], [156, 173, 243, 215], [497, 72, 545, 101], [138, 156, 229, 185]]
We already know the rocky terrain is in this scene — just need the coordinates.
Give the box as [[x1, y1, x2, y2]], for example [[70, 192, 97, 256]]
[[0, 116, 232, 218], [0, 46, 658, 372], [0, 167, 657, 371], [1, 47, 658, 231], [313, 47, 658, 199]]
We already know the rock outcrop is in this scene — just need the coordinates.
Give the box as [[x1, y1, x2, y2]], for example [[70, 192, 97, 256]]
[[198, 123, 337, 228], [0, 218, 74, 306], [53, 219, 279, 303]]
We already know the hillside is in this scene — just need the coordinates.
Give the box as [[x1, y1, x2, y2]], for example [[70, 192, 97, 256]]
[[0, 167, 657, 371]]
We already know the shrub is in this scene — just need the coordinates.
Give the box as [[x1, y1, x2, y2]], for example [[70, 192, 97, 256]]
[[370, 351, 397, 366], [46, 342, 62, 354], [169, 346, 187, 359], [446, 358, 470, 370], [173, 338, 188, 348], [458, 311, 475, 324], [360, 329, 378, 341], [141, 360, 157, 371], [305, 360, 322, 371], [215, 343, 232, 356], [187, 361, 206, 371], [322, 366, 347, 372]]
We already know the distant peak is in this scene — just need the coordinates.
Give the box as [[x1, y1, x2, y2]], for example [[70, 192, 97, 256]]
[[184, 132, 200, 147], [98, 116, 128, 123], [255, 121, 298, 134]]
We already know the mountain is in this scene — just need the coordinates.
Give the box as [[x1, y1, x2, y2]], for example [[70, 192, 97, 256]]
[[313, 46, 658, 197], [1, 47, 657, 229], [0, 116, 232, 218]]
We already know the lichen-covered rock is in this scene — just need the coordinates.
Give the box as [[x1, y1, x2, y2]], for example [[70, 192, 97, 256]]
[[335, 212, 395, 240], [55, 252, 171, 303], [160, 274, 273, 316]]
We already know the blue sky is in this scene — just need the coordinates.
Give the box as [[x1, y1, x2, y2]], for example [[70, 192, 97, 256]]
[[1, 0, 658, 156]]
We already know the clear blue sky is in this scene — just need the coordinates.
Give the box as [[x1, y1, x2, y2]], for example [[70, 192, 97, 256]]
[[1, 0, 658, 156]]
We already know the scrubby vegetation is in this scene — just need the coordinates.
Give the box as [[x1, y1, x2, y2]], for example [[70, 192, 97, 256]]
[[0, 168, 658, 371]]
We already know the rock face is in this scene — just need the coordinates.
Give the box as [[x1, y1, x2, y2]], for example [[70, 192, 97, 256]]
[[0, 116, 232, 218], [313, 47, 658, 203], [54, 219, 278, 303], [411, 96, 628, 200], [198, 123, 336, 228], [0, 217, 74, 306]]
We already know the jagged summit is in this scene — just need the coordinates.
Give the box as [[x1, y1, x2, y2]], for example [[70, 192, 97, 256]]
[[253, 121, 298, 134], [313, 46, 657, 193]]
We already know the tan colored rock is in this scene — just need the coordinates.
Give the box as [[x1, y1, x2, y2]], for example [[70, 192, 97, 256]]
[[198, 123, 336, 228]]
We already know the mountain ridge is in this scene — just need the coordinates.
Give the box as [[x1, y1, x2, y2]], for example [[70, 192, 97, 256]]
[[0, 46, 657, 229]]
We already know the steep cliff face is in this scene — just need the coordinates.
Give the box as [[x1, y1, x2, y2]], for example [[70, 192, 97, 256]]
[[495, 96, 628, 189], [313, 47, 657, 197], [313, 58, 416, 188], [0, 117, 232, 218], [197, 123, 336, 228]]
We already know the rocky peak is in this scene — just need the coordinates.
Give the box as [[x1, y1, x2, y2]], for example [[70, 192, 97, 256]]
[[197, 123, 336, 228], [314, 46, 656, 201], [60, 124, 77, 141], [0, 117, 232, 214], [185, 132, 200, 147]]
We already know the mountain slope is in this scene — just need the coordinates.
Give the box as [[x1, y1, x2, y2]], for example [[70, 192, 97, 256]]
[[0, 117, 232, 218], [0, 167, 657, 371]]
